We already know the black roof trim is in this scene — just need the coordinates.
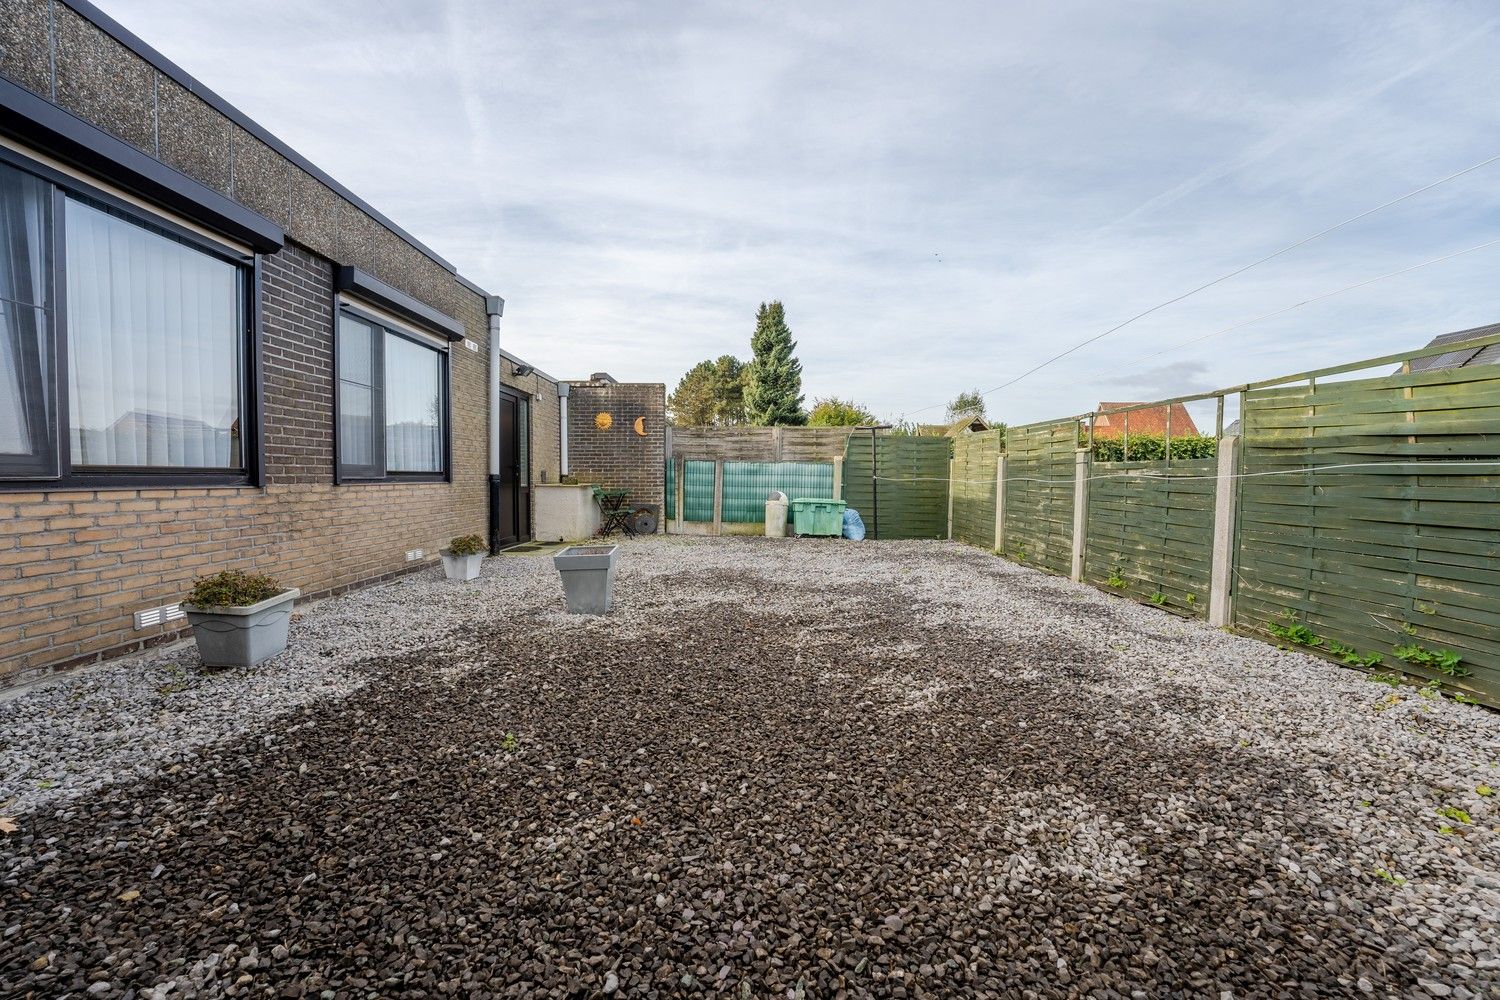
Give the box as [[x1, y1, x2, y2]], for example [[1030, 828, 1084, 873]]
[[0, 75, 284, 253], [336, 266, 464, 342], [64, 0, 458, 274]]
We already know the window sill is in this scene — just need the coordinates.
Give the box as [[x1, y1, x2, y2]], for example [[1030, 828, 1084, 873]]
[[0, 472, 255, 492]]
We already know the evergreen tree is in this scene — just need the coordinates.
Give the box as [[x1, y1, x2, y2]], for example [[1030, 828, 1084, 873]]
[[743, 301, 806, 426], [667, 355, 749, 426]]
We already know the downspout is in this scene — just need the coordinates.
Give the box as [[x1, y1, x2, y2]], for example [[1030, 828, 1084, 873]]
[[558, 382, 571, 475], [486, 295, 504, 477], [485, 296, 504, 553]]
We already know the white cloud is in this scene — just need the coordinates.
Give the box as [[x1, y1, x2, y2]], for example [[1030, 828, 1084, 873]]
[[99, 0, 1500, 424]]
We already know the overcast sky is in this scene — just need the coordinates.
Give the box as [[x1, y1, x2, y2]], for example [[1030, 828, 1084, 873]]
[[101, 0, 1500, 425]]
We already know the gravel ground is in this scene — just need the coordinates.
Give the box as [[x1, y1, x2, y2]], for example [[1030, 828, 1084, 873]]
[[2, 536, 1498, 999]]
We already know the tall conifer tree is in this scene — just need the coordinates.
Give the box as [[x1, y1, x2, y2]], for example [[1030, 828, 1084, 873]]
[[743, 301, 806, 426]]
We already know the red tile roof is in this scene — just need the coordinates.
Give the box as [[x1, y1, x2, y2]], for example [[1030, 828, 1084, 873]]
[[1092, 402, 1200, 438]]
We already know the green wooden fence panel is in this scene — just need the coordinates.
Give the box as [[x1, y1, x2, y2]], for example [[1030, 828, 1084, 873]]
[[1234, 366, 1500, 703], [1084, 458, 1215, 618], [952, 430, 1002, 549], [1003, 420, 1077, 575], [682, 460, 716, 523], [843, 435, 951, 539], [721, 462, 834, 523]]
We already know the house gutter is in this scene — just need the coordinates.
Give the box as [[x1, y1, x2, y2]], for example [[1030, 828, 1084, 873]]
[[486, 296, 504, 476], [558, 383, 571, 475]]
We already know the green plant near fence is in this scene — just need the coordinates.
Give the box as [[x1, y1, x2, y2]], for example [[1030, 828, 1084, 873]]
[[842, 435, 950, 539], [1087, 432, 1217, 462]]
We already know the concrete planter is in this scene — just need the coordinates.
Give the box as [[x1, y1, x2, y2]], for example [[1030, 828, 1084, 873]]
[[441, 551, 483, 582], [553, 544, 619, 614], [182, 588, 300, 668]]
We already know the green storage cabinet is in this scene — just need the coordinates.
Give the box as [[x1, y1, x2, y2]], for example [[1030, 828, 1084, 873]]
[[790, 498, 846, 537]]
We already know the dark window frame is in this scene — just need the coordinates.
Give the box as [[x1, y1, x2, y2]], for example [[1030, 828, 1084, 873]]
[[332, 301, 452, 486], [0, 145, 262, 490]]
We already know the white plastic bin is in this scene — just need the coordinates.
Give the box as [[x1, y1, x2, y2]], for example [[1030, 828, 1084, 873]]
[[764, 490, 789, 538]]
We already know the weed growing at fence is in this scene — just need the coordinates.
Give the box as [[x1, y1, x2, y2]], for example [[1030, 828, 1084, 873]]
[[1267, 612, 1321, 647], [1150, 591, 1166, 606], [1185, 593, 1197, 606], [1392, 644, 1469, 677], [1454, 693, 1480, 706], [1106, 566, 1128, 589], [1370, 673, 1404, 688]]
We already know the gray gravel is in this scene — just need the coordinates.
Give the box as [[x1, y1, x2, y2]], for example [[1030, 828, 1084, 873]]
[[1, 536, 1497, 998]]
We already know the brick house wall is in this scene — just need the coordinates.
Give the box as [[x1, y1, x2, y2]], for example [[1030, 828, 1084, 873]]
[[566, 380, 666, 518], [0, 1, 558, 682]]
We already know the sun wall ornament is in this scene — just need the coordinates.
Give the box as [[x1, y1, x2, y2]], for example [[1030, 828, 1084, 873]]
[[595, 412, 613, 430]]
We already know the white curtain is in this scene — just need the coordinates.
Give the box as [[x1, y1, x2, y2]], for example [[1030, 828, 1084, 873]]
[[0, 163, 50, 459], [66, 198, 243, 468], [384, 333, 442, 473]]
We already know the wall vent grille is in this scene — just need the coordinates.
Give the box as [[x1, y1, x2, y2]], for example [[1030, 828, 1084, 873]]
[[133, 603, 186, 630]]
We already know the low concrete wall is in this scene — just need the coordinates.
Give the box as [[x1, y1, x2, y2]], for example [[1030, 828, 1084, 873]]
[[534, 485, 601, 542]]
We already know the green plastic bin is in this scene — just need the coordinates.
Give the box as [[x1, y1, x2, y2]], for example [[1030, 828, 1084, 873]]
[[790, 497, 846, 537]]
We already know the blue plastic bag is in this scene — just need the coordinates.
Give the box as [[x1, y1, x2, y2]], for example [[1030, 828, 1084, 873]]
[[842, 507, 866, 540]]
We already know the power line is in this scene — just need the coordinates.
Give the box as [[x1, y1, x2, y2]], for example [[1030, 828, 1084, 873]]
[[1079, 237, 1500, 379], [903, 151, 1500, 417]]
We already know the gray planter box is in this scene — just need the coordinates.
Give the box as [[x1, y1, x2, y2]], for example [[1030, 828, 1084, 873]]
[[441, 551, 483, 582], [553, 544, 619, 614], [182, 588, 300, 668]]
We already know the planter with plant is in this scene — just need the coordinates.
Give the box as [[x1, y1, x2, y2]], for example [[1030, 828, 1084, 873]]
[[181, 570, 300, 668], [442, 534, 487, 582]]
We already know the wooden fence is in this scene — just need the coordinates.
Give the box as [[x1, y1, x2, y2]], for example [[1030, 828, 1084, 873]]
[[951, 430, 1002, 549], [948, 331, 1500, 707], [843, 434, 950, 540]]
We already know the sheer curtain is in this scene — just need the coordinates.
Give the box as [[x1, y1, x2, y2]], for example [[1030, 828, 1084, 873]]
[[66, 198, 244, 468], [384, 333, 442, 473], [0, 162, 51, 465], [337, 312, 379, 476]]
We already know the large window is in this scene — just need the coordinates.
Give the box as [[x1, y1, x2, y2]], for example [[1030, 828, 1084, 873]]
[[335, 306, 449, 482], [0, 153, 254, 484]]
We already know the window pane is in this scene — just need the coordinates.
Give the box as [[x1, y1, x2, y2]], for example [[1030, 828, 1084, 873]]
[[66, 198, 244, 469], [384, 333, 442, 473], [0, 162, 55, 474], [337, 312, 380, 477], [339, 383, 374, 468]]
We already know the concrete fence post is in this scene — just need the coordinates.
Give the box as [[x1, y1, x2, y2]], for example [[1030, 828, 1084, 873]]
[[674, 457, 685, 534], [832, 458, 844, 500], [712, 459, 724, 536], [947, 457, 956, 540], [1209, 435, 1241, 627], [1070, 448, 1089, 582], [993, 454, 1007, 553]]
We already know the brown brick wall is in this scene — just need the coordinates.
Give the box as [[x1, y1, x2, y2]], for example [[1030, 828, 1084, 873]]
[[0, 4, 570, 682], [566, 381, 666, 517], [0, 240, 498, 683]]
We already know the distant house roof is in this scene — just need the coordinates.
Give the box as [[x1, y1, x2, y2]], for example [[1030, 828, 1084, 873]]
[[915, 416, 990, 437], [1093, 402, 1200, 438], [1401, 322, 1500, 373]]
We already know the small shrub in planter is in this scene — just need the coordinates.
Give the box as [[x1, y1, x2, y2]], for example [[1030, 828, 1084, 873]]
[[442, 534, 486, 582], [181, 570, 300, 668]]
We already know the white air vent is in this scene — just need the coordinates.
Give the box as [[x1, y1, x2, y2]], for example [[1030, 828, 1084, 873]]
[[134, 603, 185, 630], [405, 548, 424, 561], [464, 338, 479, 352]]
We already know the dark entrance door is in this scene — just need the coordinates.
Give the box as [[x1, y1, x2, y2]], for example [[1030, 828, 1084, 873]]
[[490, 389, 523, 550]]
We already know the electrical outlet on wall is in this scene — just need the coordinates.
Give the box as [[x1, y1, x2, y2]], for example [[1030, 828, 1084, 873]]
[[405, 549, 424, 562]]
